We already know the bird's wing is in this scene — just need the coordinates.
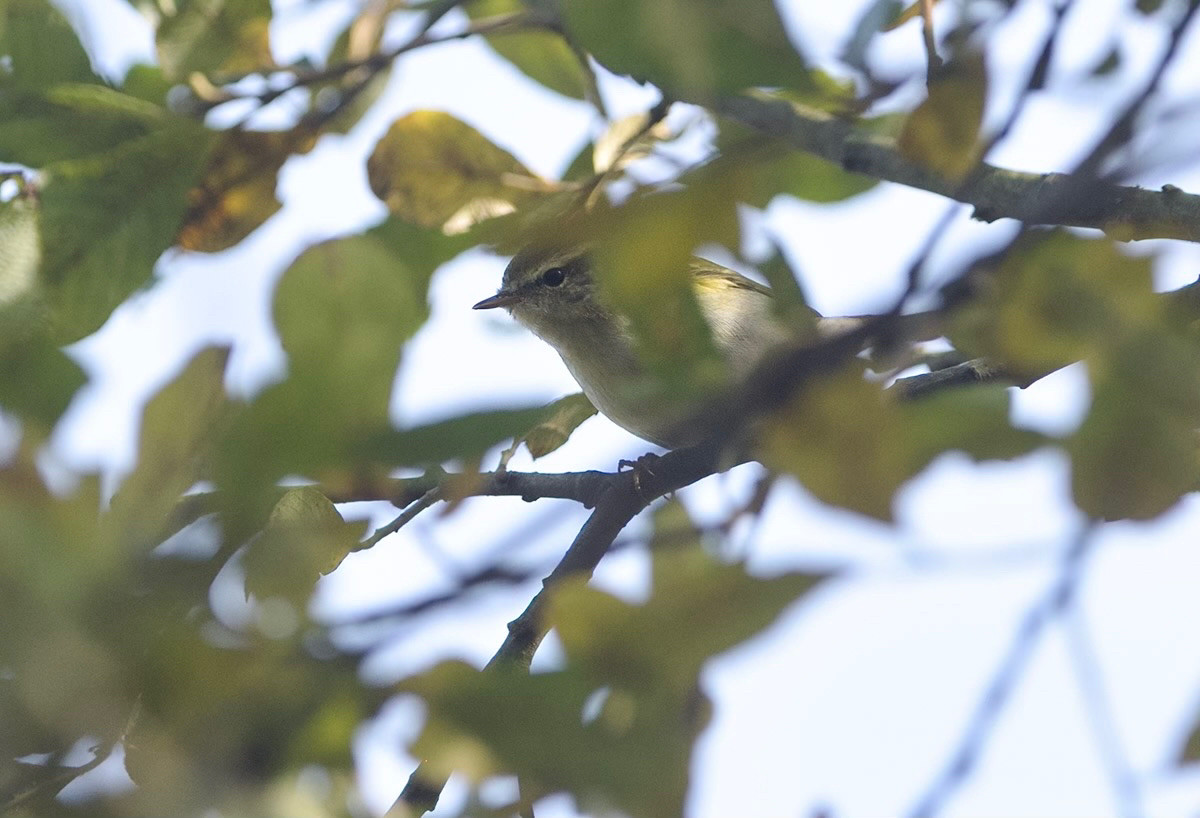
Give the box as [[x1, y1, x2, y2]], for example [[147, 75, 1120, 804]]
[[688, 258, 775, 298]]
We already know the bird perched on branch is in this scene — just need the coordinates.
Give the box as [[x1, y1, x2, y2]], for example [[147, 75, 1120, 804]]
[[474, 246, 937, 449]]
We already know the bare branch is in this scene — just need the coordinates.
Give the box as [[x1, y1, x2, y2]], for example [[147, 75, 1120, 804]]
[[892, 359, 1007, 400]]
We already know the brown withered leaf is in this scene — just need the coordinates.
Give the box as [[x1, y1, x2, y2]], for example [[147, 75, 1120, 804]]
[[177, 128, 317, 253]]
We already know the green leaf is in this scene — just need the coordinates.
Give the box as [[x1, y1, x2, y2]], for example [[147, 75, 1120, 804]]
[[0, 0, 100, 89], [0, 335, 86, 426], [125, 626, 376, 799], [770, 70, 863, 114], [401, 660, 618, 806], [552, 549, 824, 693], [367, 111, 537, 234], [950, 232, 1159, 378], [469, 0, 588, 100], [153, 0, 274, 82], [714, 124, 877, 206], [242, 487, 366, 604], [898, 52, 987, 182], [767, 150, 877, 203], [39, 113, 215, 342], [515, 392, 597, 459], [214, 220, 467, 538], [120, 62, 176, 105], [0, 83, 212, 343], [367, 406, 558, 468], [648, 494, 700, 550], [758, 368, 904, 520], [952, 231, 1200, 520], [105, 346, 231, 549], [0, 186, 86, 428], [270, 225, 433, 406], [0, 189, 41, 321], [0, 86, 151, 167], [402, 550, 823, 816], [561, 0, 813, 96], [1068, 331, 1200, 520], [756, 244, 815, 327], [759, 370, 1042, 520], [587, 187, 739, 396], [901, 384, 1046, 466]]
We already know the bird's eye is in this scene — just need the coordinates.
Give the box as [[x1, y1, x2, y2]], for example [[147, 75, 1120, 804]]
[[541, 267, 566, 287]]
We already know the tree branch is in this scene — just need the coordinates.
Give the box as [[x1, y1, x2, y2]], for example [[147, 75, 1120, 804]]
[[395, 442, 724, 814], [893, 359, 1006, 399], [710, 94, 1200, 243], [195, 9, 536, 115]]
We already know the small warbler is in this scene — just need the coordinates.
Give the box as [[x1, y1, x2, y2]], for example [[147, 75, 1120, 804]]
[[474, 246, 927, 449]]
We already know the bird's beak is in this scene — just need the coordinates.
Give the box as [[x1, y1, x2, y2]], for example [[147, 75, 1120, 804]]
[[472, 290, 519, 310]]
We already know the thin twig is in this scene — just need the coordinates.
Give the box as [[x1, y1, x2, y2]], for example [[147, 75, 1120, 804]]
[[919, 0, 942, 80], [1, 696, 142, 813], [906, 523, 1098, 818], [892, 359, 1006, 400], [1063, 606, 1145, 818], [395, 442, 724, 815], [355, 486, 444, 552], [1070, 1, 1200, 184], [212, 9, 536, 119]]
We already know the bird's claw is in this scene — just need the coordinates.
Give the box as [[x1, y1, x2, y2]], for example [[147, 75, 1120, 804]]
[[619, 453, 663, 500]]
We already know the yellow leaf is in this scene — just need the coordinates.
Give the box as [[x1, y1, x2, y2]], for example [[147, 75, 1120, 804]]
[[898, 52, 986, 181], [519, 392, 598, 459], [367, 111, 537, 233]]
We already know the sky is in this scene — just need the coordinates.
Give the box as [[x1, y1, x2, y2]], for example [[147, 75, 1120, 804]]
[[42, 0, 1200, 816]]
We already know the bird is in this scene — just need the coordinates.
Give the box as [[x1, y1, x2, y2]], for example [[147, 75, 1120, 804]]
[[473, 245, 932, 450]]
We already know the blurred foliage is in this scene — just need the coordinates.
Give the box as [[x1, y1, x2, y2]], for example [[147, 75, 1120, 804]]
[[560, 0, 814, 96], [512, 392, 599, 460], [714, 113, 878, 205], [898, 52, 987, 181], [243, 487, 367, 609], [1, 0, 1199, 816], [178, 128, 317, 252], [403, 549, 823, 815], [367, 110, 539, 234], [759, 373, 1043, 520], [468, 0, 589, 100], [952, 231, 1200, 519], [149, 0, 274, 82]]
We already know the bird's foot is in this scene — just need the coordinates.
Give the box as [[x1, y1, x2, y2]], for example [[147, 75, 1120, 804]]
[[619, 452, 663, 500]]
